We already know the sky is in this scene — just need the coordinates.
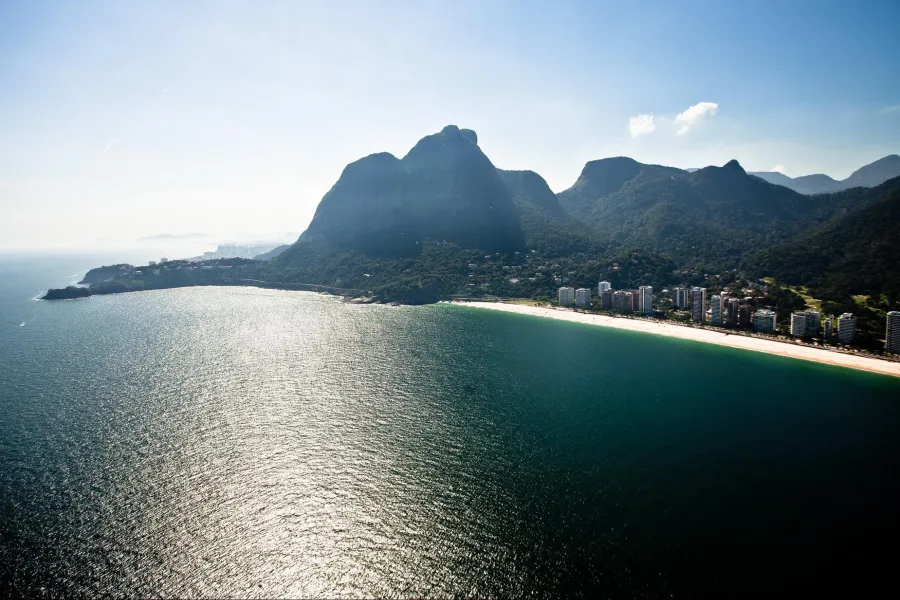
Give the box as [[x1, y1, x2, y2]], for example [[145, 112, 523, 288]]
[[1, 0, 899, 251]]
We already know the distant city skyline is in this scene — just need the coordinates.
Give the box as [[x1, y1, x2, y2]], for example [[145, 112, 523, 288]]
[[2, 0, 899, 250]]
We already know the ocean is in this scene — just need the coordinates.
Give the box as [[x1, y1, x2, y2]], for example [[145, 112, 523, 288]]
[[1, 255, 899, 597]]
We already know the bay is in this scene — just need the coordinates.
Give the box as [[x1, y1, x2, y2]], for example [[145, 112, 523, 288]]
[[1, 256, 899, 597]]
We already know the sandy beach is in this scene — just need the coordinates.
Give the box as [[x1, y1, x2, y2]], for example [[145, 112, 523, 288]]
[[456, 301, 900, 379]]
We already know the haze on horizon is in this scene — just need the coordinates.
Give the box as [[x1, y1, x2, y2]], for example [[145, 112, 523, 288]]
[[1, 0, 898, 251]]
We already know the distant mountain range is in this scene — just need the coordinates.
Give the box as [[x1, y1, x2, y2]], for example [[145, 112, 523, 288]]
[[749, 155, 900, 194], [290, 126, 888, 268], [269, 125, 898, 304]]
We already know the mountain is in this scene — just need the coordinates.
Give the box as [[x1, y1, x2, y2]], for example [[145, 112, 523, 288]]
[[255, 244, 290, 260], [790, 174, 842, 195], [843, 154, 900, 188], [46, 121, 898, 309], [563, 159, 860, 266], [749, 170, 796, 188], [751, 171, 841, 194], [300, 125, 523, 254], [497, 168, 605, 256], [497, 169, 565, 216], [557, 157, 685, 219], [749, 154, 900, 194], [270, 127, 895, 302], [744, 177, 900, 303], [274, 126, 596, 303]]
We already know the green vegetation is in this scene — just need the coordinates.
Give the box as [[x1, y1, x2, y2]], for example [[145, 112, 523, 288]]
[[43, 286, 92, 300], [744, 180, 900, 310], [560, 159, 871, 268]]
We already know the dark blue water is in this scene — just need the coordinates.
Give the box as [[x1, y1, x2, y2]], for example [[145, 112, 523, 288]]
[[1, 255, 899, 597]]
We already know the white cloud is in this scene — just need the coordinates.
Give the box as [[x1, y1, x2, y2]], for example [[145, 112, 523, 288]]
[[772, 165, 786, 174], [883, 104, 900, 114], [628, 114, 656, 137], [675, 101, 719, 135], [100, 139, 118, 156]]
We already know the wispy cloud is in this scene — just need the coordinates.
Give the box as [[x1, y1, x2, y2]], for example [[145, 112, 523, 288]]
[[882, 104, 900, 114], [772, 164, 786, 174], [100, 139, 119, 156], [628, 114, 656, 137], [675, 101, 719, 135], [159, 87, 172, 95]]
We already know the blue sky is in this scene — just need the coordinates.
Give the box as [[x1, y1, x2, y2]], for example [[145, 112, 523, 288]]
[[1, 0, 898, 250]]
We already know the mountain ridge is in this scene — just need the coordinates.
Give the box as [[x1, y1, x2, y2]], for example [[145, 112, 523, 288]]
[[750, 154, 900, 194]]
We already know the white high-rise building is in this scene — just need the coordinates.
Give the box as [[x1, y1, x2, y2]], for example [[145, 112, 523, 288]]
[[691, 287, 706, 322], [598, 281, 612, 293], [837, 313, 856, 345], [752, 309, 777, 332], [673, 287, 688, 309], [638, 286, 653, 314], [558, 287, 575, 307], [575, 288, 592, 307], [710, 294, 724, 325], [886, 311, 900, 354]]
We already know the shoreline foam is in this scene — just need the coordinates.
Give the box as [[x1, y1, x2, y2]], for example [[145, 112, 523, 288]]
[[455, 301, 900, 379]]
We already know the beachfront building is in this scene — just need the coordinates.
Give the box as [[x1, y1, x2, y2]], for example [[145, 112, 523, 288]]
[[837, 313, 856, 345], [791, 312, 807, 337], [752, 309, 777, 332], [638, 286, 653, 314], [558, 287, 575, 307], [631, 291, 641, 312], [613, 290, 634, 313], [726, 297, 740, 325], [791, 310, 821, 338], [886, 311, 900, 353], [824, 317, 833, 339], [600, 289, 613, 310], [673, 287, 688, 309], [806, 310, 821, 337], [691, 287, 706, 322], [575, 288, 592, 308], [739, 304, 753, 328], [710, 295, 724, 325], [599, 281, 612, 293]]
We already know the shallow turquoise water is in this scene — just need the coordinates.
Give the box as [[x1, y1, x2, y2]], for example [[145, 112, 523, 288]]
[[1, 258, 899, 597]]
